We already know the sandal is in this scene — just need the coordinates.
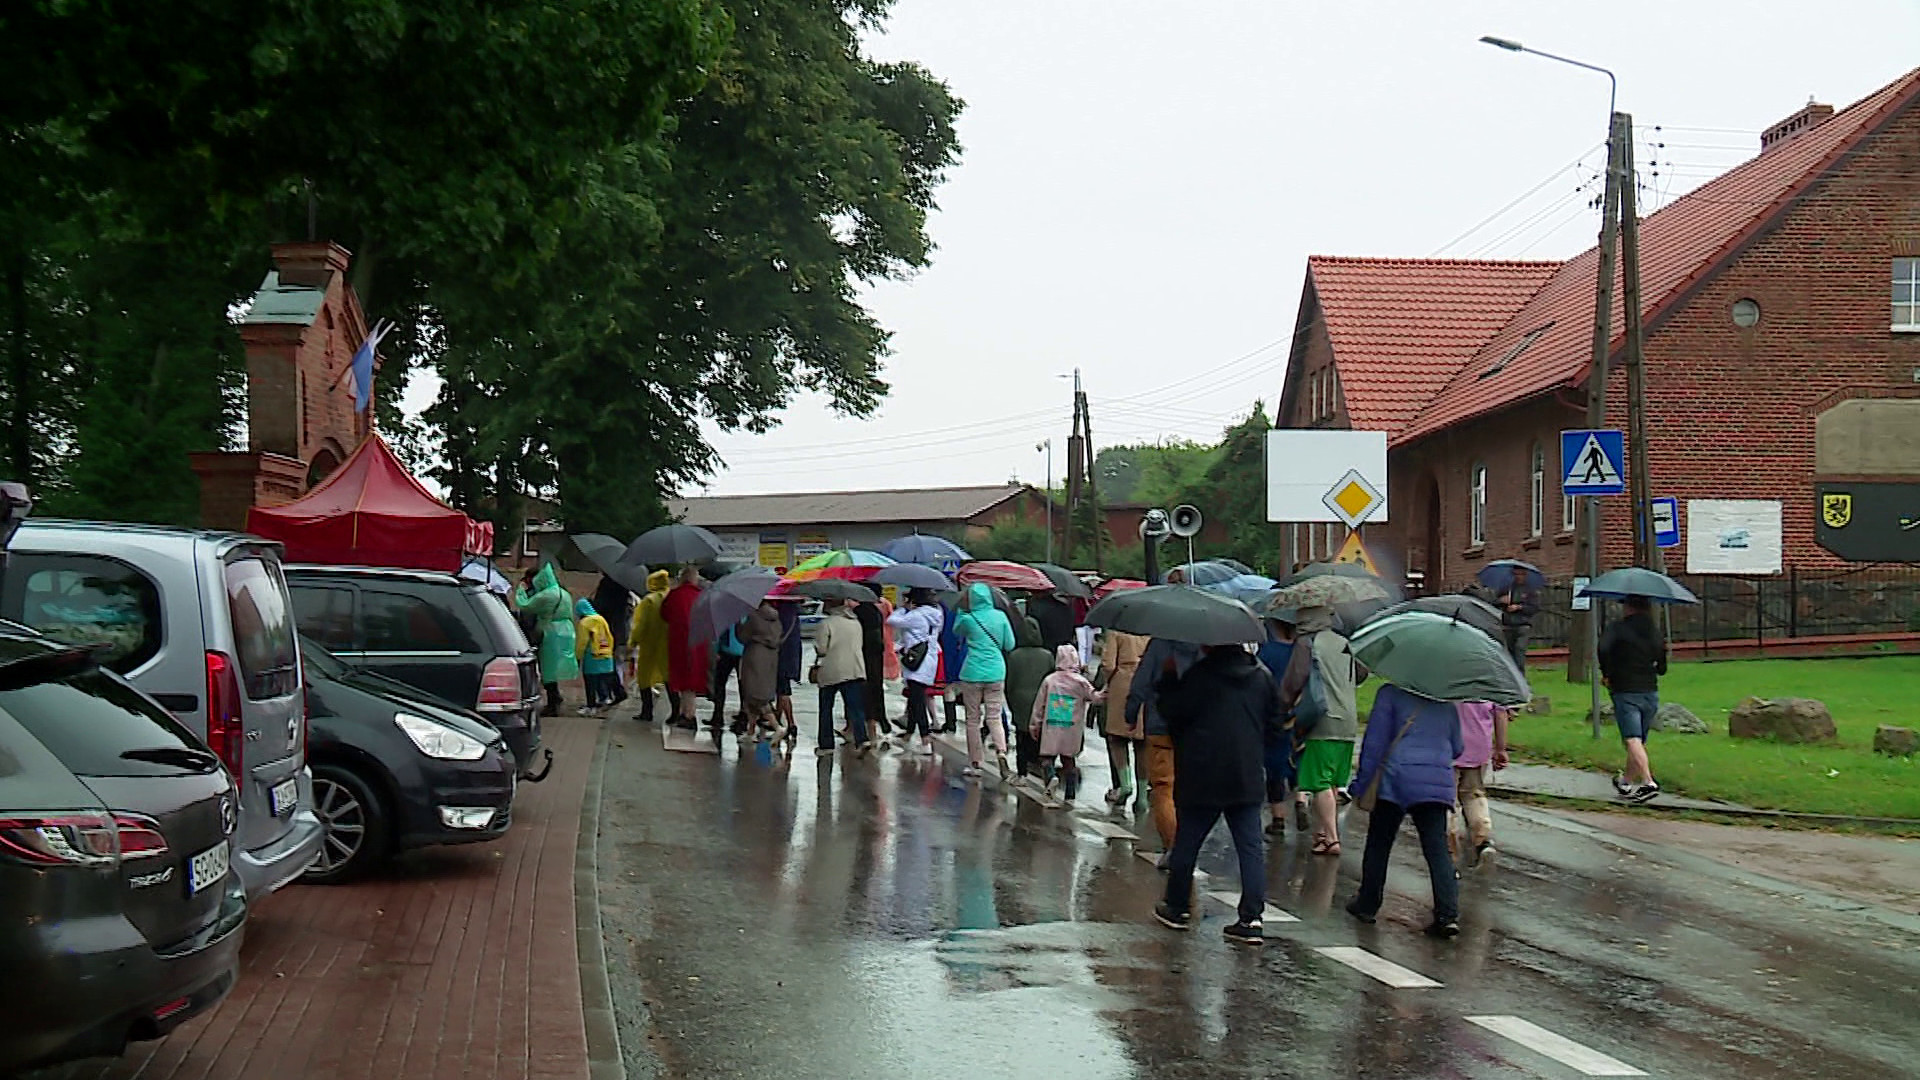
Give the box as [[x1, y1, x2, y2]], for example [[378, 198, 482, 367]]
[[1311, 838, 1342, 857]]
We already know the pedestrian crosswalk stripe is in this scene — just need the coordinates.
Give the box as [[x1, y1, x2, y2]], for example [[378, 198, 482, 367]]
[[1313, 946, 1442, 988], [1203, 889, 1299, 923], [1466, 1016, 1646, 1076], [1076, 818, 1138, 841]]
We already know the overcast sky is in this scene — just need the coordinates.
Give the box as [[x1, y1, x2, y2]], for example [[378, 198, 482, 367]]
[[409, 1, 1920, 497]]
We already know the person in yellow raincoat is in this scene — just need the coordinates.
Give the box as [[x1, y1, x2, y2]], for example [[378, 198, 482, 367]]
[[574, 598, 619, 716], [627, 569, 671, 723], [515, 563, 578, 716]]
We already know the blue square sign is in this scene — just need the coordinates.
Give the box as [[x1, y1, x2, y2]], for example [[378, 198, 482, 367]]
[[1651, 496, 1680, 549], [1561, 429, 1626, 496]]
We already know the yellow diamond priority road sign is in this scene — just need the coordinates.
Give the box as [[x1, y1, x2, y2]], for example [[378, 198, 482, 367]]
[[1322, 469, 1384, 529]]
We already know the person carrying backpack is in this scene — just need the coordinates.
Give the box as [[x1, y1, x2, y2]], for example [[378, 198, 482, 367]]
[[1279, 606, 1359, 856], [711, 619, 747, 733]]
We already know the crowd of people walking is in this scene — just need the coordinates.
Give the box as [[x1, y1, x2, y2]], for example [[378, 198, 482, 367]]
[[507, 538, 1676, 949]]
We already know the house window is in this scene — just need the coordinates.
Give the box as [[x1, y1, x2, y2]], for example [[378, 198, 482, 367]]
[[1529, 443, 1545, 538], [521, 521, 540, 559], [1469, 462, 1488, 547], [1895, 258, 1920, 331], [1563, 491, 1577, 533]]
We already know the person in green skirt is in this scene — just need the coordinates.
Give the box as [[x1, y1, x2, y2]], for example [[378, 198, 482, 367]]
[[1279, 607, 1360, 856]]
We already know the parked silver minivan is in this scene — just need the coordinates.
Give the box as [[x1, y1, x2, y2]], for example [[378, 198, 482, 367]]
[[1, 520, 325, 898]]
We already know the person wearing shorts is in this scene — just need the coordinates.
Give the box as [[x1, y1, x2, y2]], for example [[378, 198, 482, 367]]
[[1600, 594, 1668, 803]]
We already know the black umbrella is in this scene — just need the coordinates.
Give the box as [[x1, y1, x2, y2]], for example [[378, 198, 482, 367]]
[[871, 563, 954, 591], [1581, 567, 1699, 605], [572, 533, 652, 594], [623, 523, 722, 567], [1085, 584, 1264, 645], [1362, 595, 1504, 642], [1027, 562, 1093, 599], [1478, 558, 1546, 591], [787, 578, 880, 602], [689, 568, 779, 642], [700, 560, 749, 582]]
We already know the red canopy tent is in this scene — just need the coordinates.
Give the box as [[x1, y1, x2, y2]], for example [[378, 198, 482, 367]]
[[246, 435, 491, 572]]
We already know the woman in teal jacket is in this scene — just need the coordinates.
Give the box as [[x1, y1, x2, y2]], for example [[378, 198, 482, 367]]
[[516, 563, 579, 715], [952, 582, 1016, 778]]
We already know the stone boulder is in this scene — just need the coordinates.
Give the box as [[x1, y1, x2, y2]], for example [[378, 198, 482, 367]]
[[1874, 725, 1918, 757], [1526, 695, 1553, 715], [1652, 703, 1708, 734], [1727, 697, 1837, 744]]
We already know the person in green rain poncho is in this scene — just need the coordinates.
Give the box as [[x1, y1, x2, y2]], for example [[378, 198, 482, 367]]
[[516, 564, 580, 716]]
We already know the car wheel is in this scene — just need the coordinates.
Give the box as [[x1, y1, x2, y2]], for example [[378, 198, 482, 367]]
[[305, 765, 391, 884]]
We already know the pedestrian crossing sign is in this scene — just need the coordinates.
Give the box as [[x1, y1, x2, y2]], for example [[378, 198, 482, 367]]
[[1560, 429, 1626, 496], [1333, 531, 1379, 574]]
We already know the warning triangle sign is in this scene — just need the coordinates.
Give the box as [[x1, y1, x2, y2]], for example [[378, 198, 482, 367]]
[[1334, 531, 1379, 574], [1566, 434, 1623, 488]]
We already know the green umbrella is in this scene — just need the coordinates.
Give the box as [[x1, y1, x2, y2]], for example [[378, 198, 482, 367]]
[[1580, 567, 1699, 605], [1348, 610, 1531, 706], [1085, 584, 1264, 645]]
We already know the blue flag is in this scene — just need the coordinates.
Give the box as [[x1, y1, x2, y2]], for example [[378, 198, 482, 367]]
[[348, 320, 393, 414]]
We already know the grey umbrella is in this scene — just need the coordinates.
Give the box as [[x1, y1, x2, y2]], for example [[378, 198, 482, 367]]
[[871, 563, 954, 591], [623, 523, 722, 567], [572, 533, 652, 594], [1085, 584, 1264, 645], [1028, 562, 1093, 599], [787, 578, 880, 602], [689, 568, 780, 642], [1579, 567, 1699, 604], [1348, 610, 1531, 706], [1361, 595, 1505, 642]]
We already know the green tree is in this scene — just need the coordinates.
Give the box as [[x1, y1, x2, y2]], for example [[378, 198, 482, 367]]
[[967, 520, 1049, 565]]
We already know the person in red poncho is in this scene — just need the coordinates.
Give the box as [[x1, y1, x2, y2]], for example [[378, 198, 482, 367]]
[[660, 566, 710, 729]]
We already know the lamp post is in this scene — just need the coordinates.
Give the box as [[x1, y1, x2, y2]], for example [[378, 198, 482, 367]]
[[1037, 439, 1054, 563], [1481, 35, 1632, 737]]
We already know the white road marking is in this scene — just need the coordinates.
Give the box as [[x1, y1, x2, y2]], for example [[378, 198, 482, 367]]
[[1132, 850, 1204, 880], [1313, 947, 1442, 988], [662, 726, 720, 755], [1466, 1016, 1647, 1076], [1203, 889, 1299, 923], [1077, 818, 1138, 841]]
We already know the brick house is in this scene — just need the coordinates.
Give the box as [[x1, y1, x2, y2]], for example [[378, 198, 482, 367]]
[[1276, 67, 1920, 588]]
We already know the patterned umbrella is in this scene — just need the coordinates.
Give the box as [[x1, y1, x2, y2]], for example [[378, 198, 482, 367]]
[[955, 560, 1055, 592], [1265, 571, 1392, 611], [783, 548, 896, 582]]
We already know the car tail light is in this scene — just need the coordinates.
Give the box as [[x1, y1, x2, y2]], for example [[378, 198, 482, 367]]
[[152, 997, 191, 1021], [0, 812, 118, 866], [205, 651, 244, 777], [112, 813, 169, 860], [476, 657, 521, 712]]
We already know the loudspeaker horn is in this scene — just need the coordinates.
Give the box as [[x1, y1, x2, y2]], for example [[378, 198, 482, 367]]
[[1169, 504, 1203, 538]]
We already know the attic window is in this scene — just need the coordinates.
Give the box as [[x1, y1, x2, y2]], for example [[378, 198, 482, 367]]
[[1479, 322, 1553, 379]]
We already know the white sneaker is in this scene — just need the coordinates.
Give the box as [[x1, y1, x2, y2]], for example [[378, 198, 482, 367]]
[[961, 764, 983, 778], [917, 739, 936, 757]]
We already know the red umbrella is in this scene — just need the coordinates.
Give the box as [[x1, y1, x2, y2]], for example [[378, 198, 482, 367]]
[[955, 560, 1054, 592], [1092, 577, 1148, 600]]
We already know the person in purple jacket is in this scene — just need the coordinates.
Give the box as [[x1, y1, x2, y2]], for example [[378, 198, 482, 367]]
[[1344, 682, 1465, 938]]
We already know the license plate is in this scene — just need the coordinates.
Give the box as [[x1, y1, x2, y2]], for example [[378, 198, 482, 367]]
[[188, 841, 230, 895], [270, 777, 300, 817]]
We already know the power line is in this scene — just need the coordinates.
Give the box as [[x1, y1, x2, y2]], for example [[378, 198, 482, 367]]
[[1431, 142, 1606, 256]]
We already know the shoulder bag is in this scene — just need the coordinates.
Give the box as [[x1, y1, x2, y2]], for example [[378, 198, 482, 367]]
[[1353, 702, 1426, 813]]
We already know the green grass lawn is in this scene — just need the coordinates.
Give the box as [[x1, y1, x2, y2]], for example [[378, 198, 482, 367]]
[[1382, 657, 1920, 819]]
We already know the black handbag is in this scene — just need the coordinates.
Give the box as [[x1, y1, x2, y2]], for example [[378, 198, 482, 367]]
[[900, 640, 929, 670]]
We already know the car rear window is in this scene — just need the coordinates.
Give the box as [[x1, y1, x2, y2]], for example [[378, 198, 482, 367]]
[[0, 659, 208, 778], [468, 588, 532, 654], [361, 588, 482, 653], [2, 553, 164, 674], [224, 556, 299, 699]]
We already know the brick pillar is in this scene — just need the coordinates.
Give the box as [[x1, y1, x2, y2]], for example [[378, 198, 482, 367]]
[[188, 451, 310, 531]]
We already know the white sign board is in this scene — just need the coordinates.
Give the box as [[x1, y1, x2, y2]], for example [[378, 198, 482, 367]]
[[1685, 499, 1783, 575], [1266, 430, 1390, 524], [714, 532, 760, 564]]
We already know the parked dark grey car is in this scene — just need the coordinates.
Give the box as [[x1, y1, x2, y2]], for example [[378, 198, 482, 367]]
[[300, 637, 516, 882], [283, 565, 549, 779], [0, 629, 247, 1073]]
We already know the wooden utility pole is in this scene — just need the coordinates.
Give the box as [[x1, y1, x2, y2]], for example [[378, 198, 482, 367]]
[[1618, 120, 1663, 574], [1572, 112, 1627, 725], [1065, 368, 1085, 563]]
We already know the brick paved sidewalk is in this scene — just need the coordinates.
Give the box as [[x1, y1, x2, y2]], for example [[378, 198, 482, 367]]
[[43, 716, 602, 1080]]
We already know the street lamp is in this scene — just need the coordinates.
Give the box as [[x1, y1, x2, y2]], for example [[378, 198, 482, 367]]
[[1037, 439, 1054, 563], [1477, 36, 1616, 119]]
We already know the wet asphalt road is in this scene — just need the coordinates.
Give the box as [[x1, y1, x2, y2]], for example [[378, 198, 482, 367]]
[[593, 695, 1920, 1080]]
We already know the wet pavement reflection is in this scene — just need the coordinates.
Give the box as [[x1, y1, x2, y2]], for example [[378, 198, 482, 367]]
[[594, 699, 1920, 1079]]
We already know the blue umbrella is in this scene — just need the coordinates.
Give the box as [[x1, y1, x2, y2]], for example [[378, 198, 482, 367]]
[[1578, 567, 1699, 605], [1200, 573, 1278, 605], [880, 533, 970, 570], [1477, 558, 1545, 590], [1174, 560, 1245, 587]]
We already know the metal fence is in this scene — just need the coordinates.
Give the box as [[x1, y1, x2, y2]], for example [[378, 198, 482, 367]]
[[1452, 566, 1920, 652]]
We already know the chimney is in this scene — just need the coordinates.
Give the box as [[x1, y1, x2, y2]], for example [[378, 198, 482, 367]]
[[1760, 100, 1834, 152]]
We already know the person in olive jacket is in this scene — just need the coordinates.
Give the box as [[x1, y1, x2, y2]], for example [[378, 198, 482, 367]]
[[1151, 644, 1287, 946]]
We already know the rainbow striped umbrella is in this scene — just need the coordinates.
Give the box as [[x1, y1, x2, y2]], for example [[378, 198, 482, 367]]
[[783, 548, 897, 582]]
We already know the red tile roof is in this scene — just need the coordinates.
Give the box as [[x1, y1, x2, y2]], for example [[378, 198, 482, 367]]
[[1307, 257, 1558, 435], [1304, 66, 1920, 447]]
